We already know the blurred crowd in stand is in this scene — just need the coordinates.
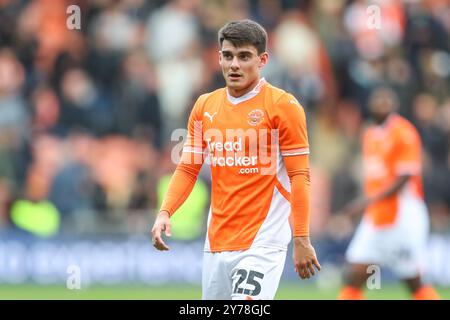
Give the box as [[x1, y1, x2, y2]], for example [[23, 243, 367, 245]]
[[0, 0, 448, 239]]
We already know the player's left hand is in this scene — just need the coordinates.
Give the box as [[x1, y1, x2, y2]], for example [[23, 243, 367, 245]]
[[293, 236, 321, 279]]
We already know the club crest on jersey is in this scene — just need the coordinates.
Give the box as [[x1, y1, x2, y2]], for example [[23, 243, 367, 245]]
[[247, 109, 264, 126]]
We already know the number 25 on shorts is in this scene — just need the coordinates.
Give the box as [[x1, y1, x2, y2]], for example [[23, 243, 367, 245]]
[[233, 269, 264, 296]]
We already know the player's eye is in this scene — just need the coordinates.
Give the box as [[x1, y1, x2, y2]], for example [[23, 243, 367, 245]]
[[239, 54, 251, 61], [223, 53, 233, 60]]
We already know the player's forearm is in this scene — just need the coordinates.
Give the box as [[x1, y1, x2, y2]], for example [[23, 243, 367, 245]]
[[369, 175, 410, 203], [284, 155, 311, 237], [159, 161, 203, 217], [289, 170, 311, 237]]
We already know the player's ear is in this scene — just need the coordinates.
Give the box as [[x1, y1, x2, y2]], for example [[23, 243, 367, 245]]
[[259, 52, 269, 68], [218, 51, 223, 64]]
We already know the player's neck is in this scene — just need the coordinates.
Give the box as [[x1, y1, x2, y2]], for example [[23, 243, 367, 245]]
[[373, 113, 394, 126]]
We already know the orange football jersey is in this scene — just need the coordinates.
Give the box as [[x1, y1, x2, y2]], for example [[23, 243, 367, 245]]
[[362, 114, 424, 227], [183, 78, 309, 251]]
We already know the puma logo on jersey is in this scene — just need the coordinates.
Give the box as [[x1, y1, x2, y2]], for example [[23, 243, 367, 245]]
[[204, 112, 217, 123]]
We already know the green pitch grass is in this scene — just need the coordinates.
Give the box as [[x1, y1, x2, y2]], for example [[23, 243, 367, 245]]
[[0, 283, 449, 300]]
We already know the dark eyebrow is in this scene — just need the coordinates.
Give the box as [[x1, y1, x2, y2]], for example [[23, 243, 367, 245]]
[[220, 50, 254, 55]]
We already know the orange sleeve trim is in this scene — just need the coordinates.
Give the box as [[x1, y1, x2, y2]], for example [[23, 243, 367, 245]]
[[395, 163, 421, 175], [281, 148, 310, 156], [182, 146, 205, 154]]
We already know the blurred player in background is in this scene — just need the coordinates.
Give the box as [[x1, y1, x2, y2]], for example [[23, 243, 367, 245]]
[[337, 87, 440, 300], [151, 19, 320, 300]]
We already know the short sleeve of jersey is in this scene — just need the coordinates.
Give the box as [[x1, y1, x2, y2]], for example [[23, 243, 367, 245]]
[[271, 93, 309, 157], [392, 123, 422, 176], [183, 94, 208, 154]]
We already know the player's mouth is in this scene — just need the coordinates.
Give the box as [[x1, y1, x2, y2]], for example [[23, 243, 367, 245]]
[[228, 73, 243, 81]]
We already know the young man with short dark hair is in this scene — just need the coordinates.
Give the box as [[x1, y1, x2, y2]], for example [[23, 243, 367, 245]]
[[152, 19, 320, 300]]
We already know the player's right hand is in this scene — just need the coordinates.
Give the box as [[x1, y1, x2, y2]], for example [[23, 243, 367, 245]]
[[151, 210, 172, 251]]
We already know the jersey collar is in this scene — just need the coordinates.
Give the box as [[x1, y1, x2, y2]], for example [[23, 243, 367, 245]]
[[371, 113, 397, 135], [226, 77, 266, 105]]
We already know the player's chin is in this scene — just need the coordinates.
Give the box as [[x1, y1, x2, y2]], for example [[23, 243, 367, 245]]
[[226, 79, 245, 89]]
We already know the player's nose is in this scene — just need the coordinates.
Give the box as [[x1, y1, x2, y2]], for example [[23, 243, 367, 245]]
[[230, 56, 240, 69]]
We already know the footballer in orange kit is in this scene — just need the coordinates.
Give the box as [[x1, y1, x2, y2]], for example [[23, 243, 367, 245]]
[[338, 87, 440, 300], [151, 19, 320, 300]]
